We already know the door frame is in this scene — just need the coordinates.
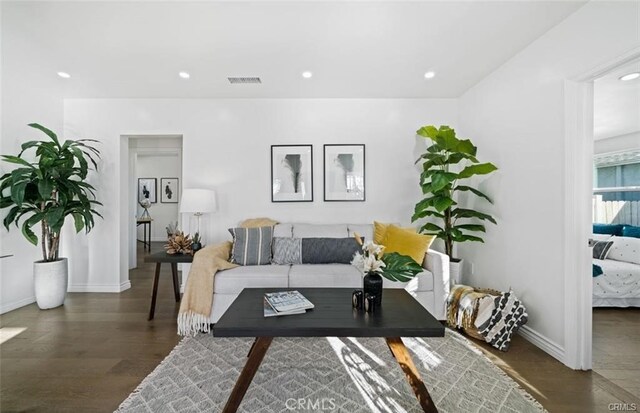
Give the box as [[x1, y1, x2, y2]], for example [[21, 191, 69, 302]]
[[563, 46, 640, 370]]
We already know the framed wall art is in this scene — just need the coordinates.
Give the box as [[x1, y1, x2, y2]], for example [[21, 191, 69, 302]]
[[271, 145, 313, 202], [161, 178, 179, 203], [138, 178, 157, 204], [323, 144, 365, 202]]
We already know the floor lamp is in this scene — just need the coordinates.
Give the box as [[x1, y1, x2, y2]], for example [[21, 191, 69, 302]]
[[179, 189, 217, 244]]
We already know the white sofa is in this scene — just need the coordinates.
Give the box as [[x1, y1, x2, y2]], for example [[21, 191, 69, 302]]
[[209, 223, 450, 323]]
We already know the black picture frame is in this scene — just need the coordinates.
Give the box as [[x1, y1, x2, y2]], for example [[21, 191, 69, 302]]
[[271, 144, 314, 202], [160, 178, 179, 203], [323, 144, 366, 202], [138, 178, 157, 204]]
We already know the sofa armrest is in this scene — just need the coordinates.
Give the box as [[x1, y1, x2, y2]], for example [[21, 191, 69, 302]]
[[423, 249, 450, 320]]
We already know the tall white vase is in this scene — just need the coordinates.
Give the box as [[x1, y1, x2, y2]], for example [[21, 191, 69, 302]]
[[34, 258, 68, 309], [450, 259, 464, 285]]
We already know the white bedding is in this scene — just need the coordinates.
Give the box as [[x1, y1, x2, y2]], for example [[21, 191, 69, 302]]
[[593, 258, 640, 307]]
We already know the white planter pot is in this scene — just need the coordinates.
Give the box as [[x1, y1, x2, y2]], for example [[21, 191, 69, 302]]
[[450, 259, 464, 285], [34, 258, 68, 309]]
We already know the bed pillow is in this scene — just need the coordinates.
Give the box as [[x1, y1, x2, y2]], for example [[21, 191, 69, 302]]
[[607, 236, 640, 265], [592, 240, 614, 260], [301, 237, 361, 264], [622, 225, 640, 239], [228, 226, 273, 265], [271, 237, 302, 265], [593, 223, 624, 236]]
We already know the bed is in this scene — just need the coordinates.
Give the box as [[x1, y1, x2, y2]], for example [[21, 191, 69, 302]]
[[592, 226, 640, 308]]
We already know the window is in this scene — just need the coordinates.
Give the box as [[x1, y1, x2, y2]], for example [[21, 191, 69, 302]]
[[595, 162, 640, 201]]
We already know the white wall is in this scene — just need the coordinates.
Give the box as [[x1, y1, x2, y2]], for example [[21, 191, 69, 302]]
[[63, 98, 457, 292], [457, 0, 640, 358], [595, 130, 640, 155], [0, 5, 65, 312], [136, 154, 181, 241]]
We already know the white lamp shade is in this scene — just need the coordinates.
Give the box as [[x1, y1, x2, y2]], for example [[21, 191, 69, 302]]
[[179, 189, 217, 214]]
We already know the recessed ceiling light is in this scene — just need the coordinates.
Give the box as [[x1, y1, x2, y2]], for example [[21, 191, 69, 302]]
[[179, 71, 190, 79], [302, 71, 313, 79], [57, 72, 71, 79], [619, 72, 640, 81], [424, 71, 436, 79]]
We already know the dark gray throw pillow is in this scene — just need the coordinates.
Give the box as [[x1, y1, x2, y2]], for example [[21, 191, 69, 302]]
[[592, 240, 613, 260], [301, 237, 361, 264], [228, 226, 273, 265]]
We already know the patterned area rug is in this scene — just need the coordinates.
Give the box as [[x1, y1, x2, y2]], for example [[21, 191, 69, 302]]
[[116, 330, 545, 413]]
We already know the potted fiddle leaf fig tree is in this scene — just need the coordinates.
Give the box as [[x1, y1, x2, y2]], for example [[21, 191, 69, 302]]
[[411, 125, 497, 282], [0, 123, 102, 309]]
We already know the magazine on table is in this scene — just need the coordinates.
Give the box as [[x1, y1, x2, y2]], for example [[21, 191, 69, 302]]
[[263, 298, 307, 317], [264, 290, 314, 315]]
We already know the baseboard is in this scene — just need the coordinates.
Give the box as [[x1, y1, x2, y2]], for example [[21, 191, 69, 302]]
[[68, 280, 131, 293], [0, 296, 36, 314], [519, 325, 565, 364]]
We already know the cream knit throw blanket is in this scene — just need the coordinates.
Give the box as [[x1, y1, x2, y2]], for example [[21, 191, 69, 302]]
[[177, 241, 238, 336]]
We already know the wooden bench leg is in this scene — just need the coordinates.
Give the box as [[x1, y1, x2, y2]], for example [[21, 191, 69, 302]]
[[222, 337, 272, 413], [148, 263, 161, 320], [386, 337, 438, 413]]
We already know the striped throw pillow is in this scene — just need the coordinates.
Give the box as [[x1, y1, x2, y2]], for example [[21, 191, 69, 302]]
[[228, 226, 274, 265]]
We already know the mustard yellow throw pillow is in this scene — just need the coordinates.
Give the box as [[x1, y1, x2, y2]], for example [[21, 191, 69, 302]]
[[373, 221, 416, 244], [382, 225, 435, 264]]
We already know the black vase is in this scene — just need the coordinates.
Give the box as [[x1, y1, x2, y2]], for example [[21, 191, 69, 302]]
[[363, 272, 383, 307]]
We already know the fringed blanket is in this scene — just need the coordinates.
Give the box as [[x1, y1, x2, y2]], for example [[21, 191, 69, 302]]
[[177, 242, 238, 336]]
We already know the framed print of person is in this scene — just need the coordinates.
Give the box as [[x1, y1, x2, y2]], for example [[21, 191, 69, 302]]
[[324, 144, 365, 201], [161, 178, 179, 203], [138, 178, 157, 204], [271, 145, 313, 202]]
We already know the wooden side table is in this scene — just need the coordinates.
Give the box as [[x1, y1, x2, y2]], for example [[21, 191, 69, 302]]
[[144, 251, 193, 320], [136, 218, 153, 252]]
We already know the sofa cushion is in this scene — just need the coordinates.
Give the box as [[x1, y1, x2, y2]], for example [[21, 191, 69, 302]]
[[348, 224, 374, 242], [293, 224, 349, 238], [288, 264, 362, 288], [373, 221, 415, 243], [228, 226, 273, 265], [273, 224, 293, 238], [301, 237, 361, 264], [272, 237, 302, 264], [214, 265, 290, 294], [382, 225, 435, 264]]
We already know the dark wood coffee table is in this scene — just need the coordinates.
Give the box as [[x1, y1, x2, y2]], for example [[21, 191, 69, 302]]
[[213, 288, 444, 413]]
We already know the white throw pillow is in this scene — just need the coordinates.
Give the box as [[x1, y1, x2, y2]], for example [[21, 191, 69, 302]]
[[591, 233, 613, 242], [607, 236, 640, 265]]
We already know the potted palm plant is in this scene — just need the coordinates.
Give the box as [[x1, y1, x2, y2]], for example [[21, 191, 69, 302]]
[[0, 124, 102, 309], [412, 125, 497, 282]]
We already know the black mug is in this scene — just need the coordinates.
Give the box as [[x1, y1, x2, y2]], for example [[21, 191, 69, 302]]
[[352, 290, 363, 309]]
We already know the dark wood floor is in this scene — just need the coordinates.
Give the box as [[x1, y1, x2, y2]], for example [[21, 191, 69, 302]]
[[1, 243, 639, 412]]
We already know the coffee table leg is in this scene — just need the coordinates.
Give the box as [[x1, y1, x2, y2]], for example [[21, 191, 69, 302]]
[[222, 337, 273, 413], [148, 263, 161, 320], [171, 263, 181, 302], [386, 337, 438, 413]]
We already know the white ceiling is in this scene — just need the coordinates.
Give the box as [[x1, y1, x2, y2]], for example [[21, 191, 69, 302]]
[[594, 59, 640, 140], [2, 1, 585, 98]]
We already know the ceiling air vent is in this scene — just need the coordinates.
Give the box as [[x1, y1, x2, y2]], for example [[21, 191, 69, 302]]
[[228, 77, 262, 84]]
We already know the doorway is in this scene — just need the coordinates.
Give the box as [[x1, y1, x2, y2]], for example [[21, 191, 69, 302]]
[[591, 59, 640, 397], [564, 47, 640, 371], [127, 136, 183, 269]]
